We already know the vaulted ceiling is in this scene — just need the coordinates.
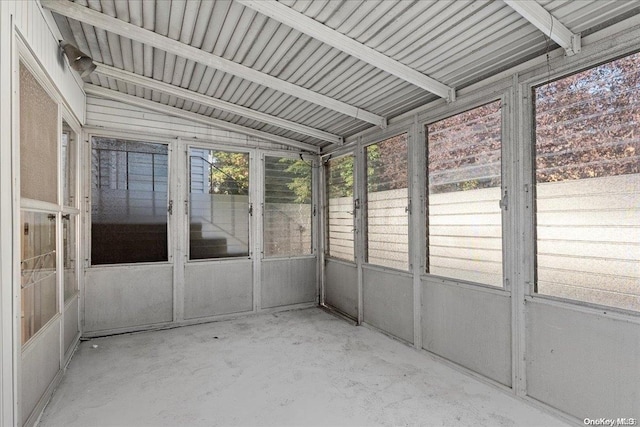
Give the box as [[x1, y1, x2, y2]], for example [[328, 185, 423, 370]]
[[45, 0, 640, 152]]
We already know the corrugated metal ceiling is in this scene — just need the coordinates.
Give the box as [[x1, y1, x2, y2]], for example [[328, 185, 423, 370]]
[[50, 0, 640, 150]]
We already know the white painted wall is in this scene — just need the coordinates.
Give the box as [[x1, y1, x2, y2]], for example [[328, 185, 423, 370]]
[[0, 1, 86, 425], [86, 96, 293, 152], [5, 1, 84, 123]]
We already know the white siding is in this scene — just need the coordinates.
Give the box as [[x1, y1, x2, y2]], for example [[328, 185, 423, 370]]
[[7, 0, 84, 122], [86, 96, 293, 151]]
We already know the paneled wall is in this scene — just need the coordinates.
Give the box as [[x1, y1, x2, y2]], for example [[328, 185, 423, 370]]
[[322, 18, 640, 424], [4, 1, 84, 122], [0, 2, 85, 426], [83, 96, 318, 336]]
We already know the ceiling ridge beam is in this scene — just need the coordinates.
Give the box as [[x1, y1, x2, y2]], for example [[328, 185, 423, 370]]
[[84, 84, 320, 153], [503, 0, 581, 56], [237, 0, 456, 102], [94, 63, 344, 145], [41, 0, 387, 128]]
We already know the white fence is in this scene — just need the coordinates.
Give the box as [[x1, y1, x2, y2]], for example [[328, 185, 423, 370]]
[[328, 173, 640, 311], [536, 173, 639, 311]]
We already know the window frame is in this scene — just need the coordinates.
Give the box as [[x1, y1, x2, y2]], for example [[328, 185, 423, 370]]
[[87, 133, 173, 267], [16, 51, 82, 347], [420, 94, 510, 292], [361, 132, 411, 272], [324, 151, 357, 264], [528, 52, 640, 315], [262, 151, 316, 260], [186, 142, 254, 263], [60, 114, 81, 305]]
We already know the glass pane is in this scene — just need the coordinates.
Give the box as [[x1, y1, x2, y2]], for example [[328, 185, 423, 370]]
[[189, 148, 250, 260], [535, 53, 640, 312], [20, 63, 57, 203], [62, 120, 77, 207], [326, 155, 354, 262], [21, 211, 57, 345], [91, 137, 169, 265], [264, 156, 312, 257], [63, 215, 78, 302], [427, 100, 502, 286], [365, 134, 409, 270]]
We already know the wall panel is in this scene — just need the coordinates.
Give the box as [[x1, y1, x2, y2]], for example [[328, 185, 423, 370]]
[[84, 265, 173, 333], [63, 297, 79, 356], [324, 260, 357, 319], [7, 1, 84, 122], [21, 320, 60, 426], [261, 257, 316, 309], [184, 260, 253, 320], [422, 279, 512, 386], [527, 300, 640, 419], [86, 97, 288, 151], [362, 266, 413, 343]]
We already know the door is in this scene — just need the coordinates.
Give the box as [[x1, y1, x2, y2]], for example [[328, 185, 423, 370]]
[[182, 145, 254, 319]]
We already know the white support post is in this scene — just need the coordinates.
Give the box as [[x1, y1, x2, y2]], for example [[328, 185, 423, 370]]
[[410, 114, 426, 350], [251, 150, 262, 312], [504, 0, 581, 56], [237, 0, 456, 102], [0, 3, 16, 425], [41, 0, 387, 128], [171, 138, 185, 323], [512, 74, 528, 397], [355, 137, 365, 325], [313, 153, 323, 306]]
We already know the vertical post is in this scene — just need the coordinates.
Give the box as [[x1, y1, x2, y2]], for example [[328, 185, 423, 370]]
[[252, 150, 262, 312], [512, 74, 528, 396], [317, 153, 326, 306], [410, 114, 426, 349], [0, 3, 15, 424], [355, 136, 365, 325], [172, 138, 185, 323]]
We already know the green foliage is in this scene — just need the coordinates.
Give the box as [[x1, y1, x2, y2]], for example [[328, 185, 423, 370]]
[[366, 135, 408, 193], [209, 151, 249, 195], [326, 155, 354, 198], [282, 158, 312, 204], [264, 157, 312, 204]]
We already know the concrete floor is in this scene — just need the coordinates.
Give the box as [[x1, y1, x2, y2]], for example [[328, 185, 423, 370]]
[[39, 308, 568, 427]]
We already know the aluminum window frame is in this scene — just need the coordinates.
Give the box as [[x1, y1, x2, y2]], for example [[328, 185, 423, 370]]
[[524, 50, 640, 317], [185, 142, 254, 263], [420, 93, 511, 292], [87, 132, 174, 267], [360, 131, 411, 273], [261, 151, 316, 261], [323, 151, 357, 264]]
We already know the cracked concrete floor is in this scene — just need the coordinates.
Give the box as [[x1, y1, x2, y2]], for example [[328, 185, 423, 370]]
[[38, 308, 568, 427]]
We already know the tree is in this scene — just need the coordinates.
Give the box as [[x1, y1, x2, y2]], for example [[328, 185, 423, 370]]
[[264, 156, 312, 204], [209, 151, 249, 195], [535, 52, 640, 182]]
